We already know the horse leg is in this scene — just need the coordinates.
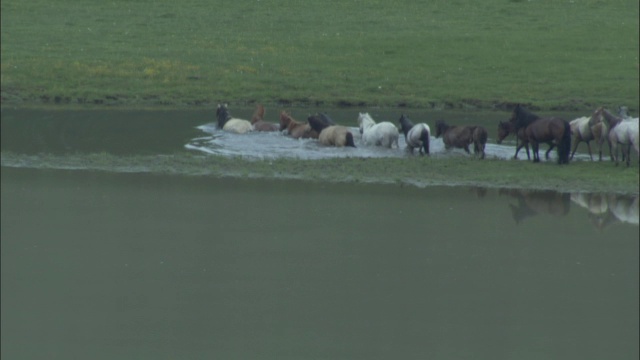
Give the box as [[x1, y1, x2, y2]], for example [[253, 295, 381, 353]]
[[513, 144, 521, 159], [585, 140, 594, 161], [463, 145, 470, 154], [532, 142, 540, 162], [570, 138, 580, 160], [545, 143, 555, 160], [625, 143, 631, 167]]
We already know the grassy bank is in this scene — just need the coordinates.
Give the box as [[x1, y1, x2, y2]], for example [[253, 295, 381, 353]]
[[1, 151, 638, 195], [1, 0, 638, 111]]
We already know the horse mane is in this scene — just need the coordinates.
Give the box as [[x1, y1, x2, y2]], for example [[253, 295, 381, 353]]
[[434, 120, 450, 138], [511, 104, 540, 130], [398, 114, 414, 136], [319, 113, 336, 126], [601, 107, 624, 128]]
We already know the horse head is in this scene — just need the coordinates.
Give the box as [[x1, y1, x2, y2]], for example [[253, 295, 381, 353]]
[[434, 120, 447, 138], [279, 111, 293, 131], [357, 113, 375, 133], [250, 104, 265, 124], [588, 107, 604, 127], [496, 121, 512, 144], [216, 104, 232, 128], [398, 114, 414, 136]]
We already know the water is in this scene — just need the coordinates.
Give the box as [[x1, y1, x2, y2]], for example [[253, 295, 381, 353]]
[[1, 109, 638, 359]]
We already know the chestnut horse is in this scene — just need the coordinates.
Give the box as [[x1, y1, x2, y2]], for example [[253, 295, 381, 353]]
[[434, 120, 487, 159], [508, 104, 571, 164], [279, 111, 318, 139], [250, 104, 279, 132]]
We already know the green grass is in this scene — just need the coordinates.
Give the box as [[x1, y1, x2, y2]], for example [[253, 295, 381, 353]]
[[2, 151, 638, 194], [1, 0, 638, 110]]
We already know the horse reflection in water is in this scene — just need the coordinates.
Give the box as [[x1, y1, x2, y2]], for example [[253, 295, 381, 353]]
[[500, 189, 571, 224], [571, 192, 639, 229], [570, 192, 615, 230]]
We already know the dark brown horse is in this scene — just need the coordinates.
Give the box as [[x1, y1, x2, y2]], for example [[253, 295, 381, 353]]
[[508, 105, 571, 164], [500, 188, 571, 224], [497, 120, 531, 160], [279, 111, 318, 139], [434, 120, 487, 159], [250, 104, 279, 132], [307, 113, 336, 134], [496, 120, 558, 161]]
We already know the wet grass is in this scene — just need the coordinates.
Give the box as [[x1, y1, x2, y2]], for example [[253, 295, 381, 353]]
[[1, 0, 638, 111], [2, 151, 638, 195]]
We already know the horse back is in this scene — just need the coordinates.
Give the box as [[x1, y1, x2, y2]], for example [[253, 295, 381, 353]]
[[223, 118, 253, 133], [443, 126, 473, 146], [319, 126, 354, 147]]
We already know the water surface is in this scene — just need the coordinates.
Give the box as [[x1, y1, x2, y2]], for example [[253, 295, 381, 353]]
[[1, 109, 637, 359]]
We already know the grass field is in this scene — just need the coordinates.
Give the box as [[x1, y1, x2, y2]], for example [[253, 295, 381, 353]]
[[1, 0, 638, 110]]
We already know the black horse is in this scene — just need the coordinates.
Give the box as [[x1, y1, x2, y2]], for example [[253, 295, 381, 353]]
[[508, 104, 571, 164], [307, 113, 335, 134]]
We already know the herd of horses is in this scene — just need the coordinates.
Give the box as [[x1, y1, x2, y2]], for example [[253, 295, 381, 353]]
[[216, 103, 639, 166]]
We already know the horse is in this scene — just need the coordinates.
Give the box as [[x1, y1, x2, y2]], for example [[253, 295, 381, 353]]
[[568, 116, 597, 161], [508, 104, 571, 164], [398, 114, 430, 155], [357, 113, 399, 148], [587, 108, 611, 161], [500, 189, 570, 224], [595, 107, 639, 166], [607, 194, 639, 225], [279, 111, 318, 139], [497, 120, 532, 160], [216, 104, 253, 134], [250, 104, 279, 132], [434, 120, 487, 158], [318, 126, 356, 147], [570, 192, 615, 230]]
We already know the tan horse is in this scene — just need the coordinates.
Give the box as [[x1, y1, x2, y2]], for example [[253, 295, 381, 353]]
[[279, 111, 318, 139], [318, 126, 356, 147]]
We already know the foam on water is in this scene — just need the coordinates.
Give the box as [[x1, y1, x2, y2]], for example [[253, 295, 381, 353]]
[[185, 123, 593, 161]]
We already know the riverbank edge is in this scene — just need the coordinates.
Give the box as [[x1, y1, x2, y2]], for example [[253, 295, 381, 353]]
[[1, 152, 638, 196]]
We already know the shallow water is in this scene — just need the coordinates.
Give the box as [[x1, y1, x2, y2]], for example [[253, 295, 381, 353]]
[[1, 108, 638, 359]]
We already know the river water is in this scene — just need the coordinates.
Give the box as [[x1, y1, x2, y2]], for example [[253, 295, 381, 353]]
[[1, 108, 638, 359]]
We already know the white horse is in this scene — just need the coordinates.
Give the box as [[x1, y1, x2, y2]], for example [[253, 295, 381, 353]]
[[597, 107, 639, 166], [357, 113, 399, 148], [216, 104, 253, 134]]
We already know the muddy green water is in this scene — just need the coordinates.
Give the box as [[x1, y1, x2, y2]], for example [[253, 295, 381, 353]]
[[1, 109, 638, 359]]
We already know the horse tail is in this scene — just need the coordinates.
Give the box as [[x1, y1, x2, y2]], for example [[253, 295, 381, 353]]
[[345, 132, 356, 147], [558, 121, 571, 164], [421, 128, 430, 155]]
